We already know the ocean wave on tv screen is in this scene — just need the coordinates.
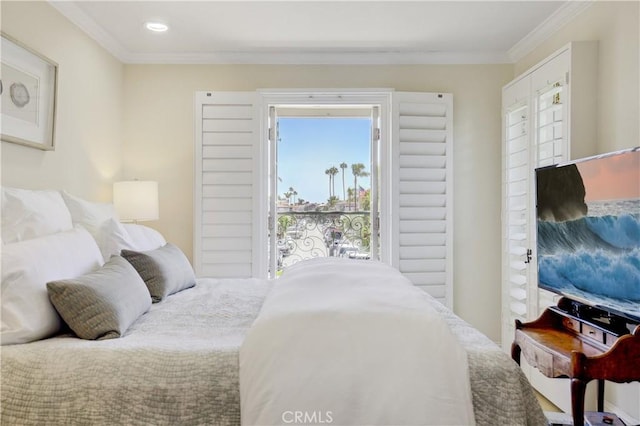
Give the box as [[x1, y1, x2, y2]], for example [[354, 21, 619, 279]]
[[586, 214, 640, 249], [538, 248, 640, 302], [537, 212, 640, 316], [537, 214, 639, 254]]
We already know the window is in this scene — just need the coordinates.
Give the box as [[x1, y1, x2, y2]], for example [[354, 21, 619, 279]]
[[195, 90, 454, 307]]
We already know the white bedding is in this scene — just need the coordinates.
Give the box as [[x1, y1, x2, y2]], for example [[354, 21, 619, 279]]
[[239, 258, 476, 426]]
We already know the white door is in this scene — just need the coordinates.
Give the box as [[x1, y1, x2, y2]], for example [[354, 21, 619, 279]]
[[266, 104, 381, 278]]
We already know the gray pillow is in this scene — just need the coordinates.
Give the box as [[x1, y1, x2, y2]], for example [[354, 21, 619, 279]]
[[121, 243, 196, 302], [47, 256, 152, 340]]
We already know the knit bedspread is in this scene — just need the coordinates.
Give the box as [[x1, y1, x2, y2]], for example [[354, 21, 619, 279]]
[[1, 277, 545, 426]]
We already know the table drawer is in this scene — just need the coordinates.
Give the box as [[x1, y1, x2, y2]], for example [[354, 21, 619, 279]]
[[582, 324, 604, 343], [522, 344, 554, 376], [604, 332, 619, 347], [563, 317, 580, 333]]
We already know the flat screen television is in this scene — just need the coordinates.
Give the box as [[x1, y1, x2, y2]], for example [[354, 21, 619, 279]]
[[535, 147, 640, 322]]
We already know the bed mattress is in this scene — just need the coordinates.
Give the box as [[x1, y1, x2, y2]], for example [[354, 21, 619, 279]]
[[0, 277, 546, 425]]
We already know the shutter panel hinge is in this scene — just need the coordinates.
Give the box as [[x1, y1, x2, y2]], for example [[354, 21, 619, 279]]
[[565, 72, 570, 85], [373, 127, 381, 141], [268, 127, 274, 141]]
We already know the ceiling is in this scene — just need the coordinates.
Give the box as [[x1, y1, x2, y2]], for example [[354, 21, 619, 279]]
[[49, 1, 593, 65]]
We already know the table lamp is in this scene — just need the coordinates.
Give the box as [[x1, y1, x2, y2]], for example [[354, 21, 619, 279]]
[[113, 180, 159, 223]]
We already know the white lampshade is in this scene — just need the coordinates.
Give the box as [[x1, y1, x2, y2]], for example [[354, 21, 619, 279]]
[[113, 181, 159, 222]]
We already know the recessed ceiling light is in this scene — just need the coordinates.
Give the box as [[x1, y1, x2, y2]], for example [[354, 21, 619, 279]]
[[145, 22, 168, 32]]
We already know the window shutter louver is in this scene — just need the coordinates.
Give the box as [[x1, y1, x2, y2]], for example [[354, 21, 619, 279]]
[[195, 92, 259, 278], [393, 92, 453, 308], [503, 100, 532, 347], [533, 75, 569, 314]]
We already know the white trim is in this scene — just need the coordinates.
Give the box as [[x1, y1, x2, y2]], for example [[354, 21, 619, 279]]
[[508, 1, 594, 63], [106, 50, 511, 65], [48, 1, 130, 62], [444, 94, 454, 309], [193, 92, 206, 275], [258, 89, 393, 269], [252, 96, 265, 278], [378, 97, 393, 266], [264, 105, 277, 279], [370, 105, 381, 261]]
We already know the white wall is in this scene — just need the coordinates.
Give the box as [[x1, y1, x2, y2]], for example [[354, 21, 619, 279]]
[[0, 1, 124, 201], [122, 64, 513, 341]]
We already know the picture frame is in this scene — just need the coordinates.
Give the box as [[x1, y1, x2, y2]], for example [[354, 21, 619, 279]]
[[1, 33, 57, 150]]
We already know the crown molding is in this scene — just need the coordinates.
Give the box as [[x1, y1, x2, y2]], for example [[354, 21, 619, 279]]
[[49, 1, 129, 62], [508, 0, 594, 63], [121, 50, 511, 65]]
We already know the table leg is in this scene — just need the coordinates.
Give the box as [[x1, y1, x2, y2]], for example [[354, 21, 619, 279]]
[[571, 378, 586, 426], [597, 379, 605, 412], [511, 343, 521, 365]]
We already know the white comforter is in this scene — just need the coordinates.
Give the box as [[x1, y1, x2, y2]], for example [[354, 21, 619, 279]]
[[239, 258, 476, 426]]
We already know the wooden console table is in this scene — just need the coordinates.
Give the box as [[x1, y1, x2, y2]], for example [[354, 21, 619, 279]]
[[511, 298, 640, 426]]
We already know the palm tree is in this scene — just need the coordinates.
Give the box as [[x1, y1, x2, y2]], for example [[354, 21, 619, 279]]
[[288, 187, 297, 205], [329, 166, 339, 201], [351, 163, 369, 211], [340, 162, 348, 200], [325, 169, 332, 199]]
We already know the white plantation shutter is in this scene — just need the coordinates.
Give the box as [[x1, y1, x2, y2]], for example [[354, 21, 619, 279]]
[[194, 89, 453, 296], [500, 43, 613, 414], [501, 49, 572, 351], [535, 83, 566, 167], [532, 62, 570, 314], [194, 92, 260, 278], [502, 94, 532, 349], [392, 92, 453, 307], [531, 48, 569, 170]]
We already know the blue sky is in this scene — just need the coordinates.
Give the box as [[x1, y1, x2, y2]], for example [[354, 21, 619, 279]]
[[277, 117, 371, 203]]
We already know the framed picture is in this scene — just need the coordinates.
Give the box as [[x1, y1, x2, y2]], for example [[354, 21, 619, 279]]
[[1, 33, 57, 150]]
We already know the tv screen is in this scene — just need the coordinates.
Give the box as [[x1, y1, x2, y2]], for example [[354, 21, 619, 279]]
[[535, 147, 640, 321]]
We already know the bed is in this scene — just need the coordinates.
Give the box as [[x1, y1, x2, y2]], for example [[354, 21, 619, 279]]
[[0, 187, 547, 425]]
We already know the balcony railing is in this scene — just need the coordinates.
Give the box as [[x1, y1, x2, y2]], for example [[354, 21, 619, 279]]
[[274, 211, 375, 274]]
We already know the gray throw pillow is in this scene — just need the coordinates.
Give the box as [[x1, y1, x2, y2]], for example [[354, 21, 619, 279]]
[[47, 256, 152, 340], [121, 243, 196, 302]]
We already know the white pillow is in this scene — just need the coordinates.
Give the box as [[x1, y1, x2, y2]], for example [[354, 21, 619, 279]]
[[1, 187, 73, 244], [94, 220, 167, 262], [95, 218, 136, 261], [1, 226, 104, 345], [61, 191, 118, 236], [122, 223, 167, 251]]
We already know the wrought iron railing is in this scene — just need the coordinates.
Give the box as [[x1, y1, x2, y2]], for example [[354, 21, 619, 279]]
[[275, 211, 374, 272]]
